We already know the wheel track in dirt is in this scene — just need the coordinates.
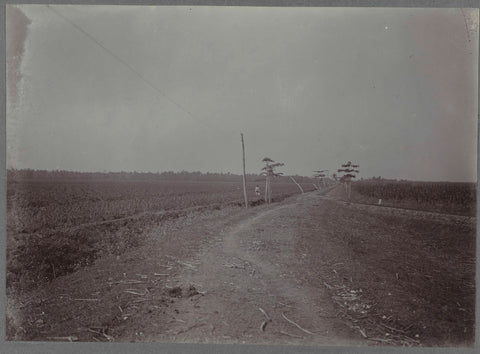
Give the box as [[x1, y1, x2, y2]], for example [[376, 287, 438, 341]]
[[156, 193, 364, 345], [151, 186, 475, 345]]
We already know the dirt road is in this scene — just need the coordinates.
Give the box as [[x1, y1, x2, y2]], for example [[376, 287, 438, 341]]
[[153, 193, 363, 345], [10, 187, 475, 347]]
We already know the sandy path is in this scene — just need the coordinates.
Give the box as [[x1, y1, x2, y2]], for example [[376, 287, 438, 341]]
[[154, 193, 363, 345]]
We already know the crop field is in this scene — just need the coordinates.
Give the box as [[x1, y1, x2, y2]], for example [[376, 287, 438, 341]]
[[7, 179, 314, 290], [295, 196, 476, 346], [7, 179, 315, 233], [351, 181, 476, 216]]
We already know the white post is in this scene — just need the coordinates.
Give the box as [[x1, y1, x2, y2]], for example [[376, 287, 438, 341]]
[[289, 176, 304, 194]]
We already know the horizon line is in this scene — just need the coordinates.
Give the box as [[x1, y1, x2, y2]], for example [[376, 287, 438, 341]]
[[6, 168, 477, 183]]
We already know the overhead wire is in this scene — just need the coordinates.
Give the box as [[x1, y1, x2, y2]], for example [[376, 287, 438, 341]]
[[44, 5, 261, 173], [45, 5, 203, 124]]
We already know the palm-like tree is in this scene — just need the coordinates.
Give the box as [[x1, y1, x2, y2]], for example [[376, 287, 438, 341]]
[[337, 161, 359, 200], [313, 170, 328, 188], [261, 157, 284, 204]]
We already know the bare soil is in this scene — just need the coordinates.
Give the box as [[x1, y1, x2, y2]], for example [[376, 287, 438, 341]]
[[7, 186, 475, 347]]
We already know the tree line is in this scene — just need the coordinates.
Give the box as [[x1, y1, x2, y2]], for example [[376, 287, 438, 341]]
[[7, 168, 316, 184]]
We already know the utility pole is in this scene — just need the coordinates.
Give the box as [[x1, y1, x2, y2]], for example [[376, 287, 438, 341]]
[[240, 133, 248, 209]]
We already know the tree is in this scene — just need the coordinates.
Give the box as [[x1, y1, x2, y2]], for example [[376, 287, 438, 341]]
[[337, 161, 359, 200], [261, 157, 284, 204], [313, 170, 328, 188]]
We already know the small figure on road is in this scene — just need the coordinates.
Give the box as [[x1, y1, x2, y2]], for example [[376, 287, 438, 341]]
[[255, 185, 261, 196]]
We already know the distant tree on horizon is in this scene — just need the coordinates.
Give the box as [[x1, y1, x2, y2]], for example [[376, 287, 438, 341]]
[[7, 167, 318, 185]]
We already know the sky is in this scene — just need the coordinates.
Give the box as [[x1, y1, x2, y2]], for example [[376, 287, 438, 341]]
[[6, 5, 479, 181]]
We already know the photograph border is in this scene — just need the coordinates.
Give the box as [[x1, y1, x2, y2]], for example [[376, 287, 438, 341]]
[[1, 1, 479, 353]]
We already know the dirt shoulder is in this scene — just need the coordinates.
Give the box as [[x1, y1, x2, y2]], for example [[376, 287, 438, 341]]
[[299, 188, 475, 347], [8, 188, 475, 347]]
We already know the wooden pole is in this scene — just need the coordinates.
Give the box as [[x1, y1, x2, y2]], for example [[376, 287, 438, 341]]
[[241, 133, 248, 209]]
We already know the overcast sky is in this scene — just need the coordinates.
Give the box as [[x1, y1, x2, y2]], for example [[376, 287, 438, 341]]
[[6, 5, 479, 181]]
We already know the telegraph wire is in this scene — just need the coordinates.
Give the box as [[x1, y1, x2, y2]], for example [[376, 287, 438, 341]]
[[46, 5, 195, 120]]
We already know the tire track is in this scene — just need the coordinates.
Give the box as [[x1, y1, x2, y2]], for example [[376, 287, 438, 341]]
[[166, 193, 364, 345]]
